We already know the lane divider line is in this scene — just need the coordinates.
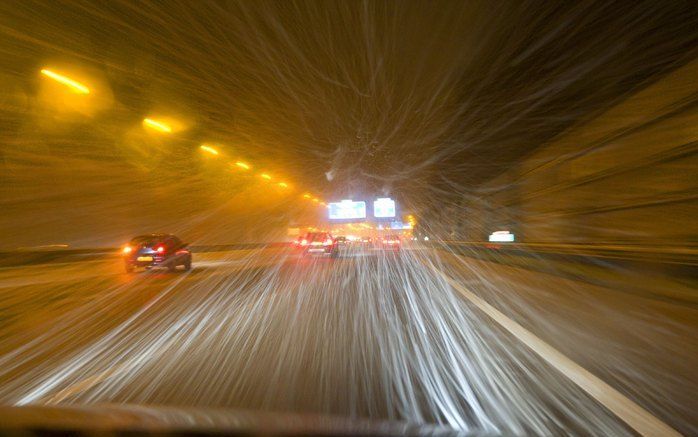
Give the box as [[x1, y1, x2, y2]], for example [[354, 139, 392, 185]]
[[434, 266, 681, 437]]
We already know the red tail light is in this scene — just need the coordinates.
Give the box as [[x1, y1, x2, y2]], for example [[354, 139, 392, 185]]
[[122, 246, 132, 254], [155, 246, 165, 253], [300, 239, 308, 246]]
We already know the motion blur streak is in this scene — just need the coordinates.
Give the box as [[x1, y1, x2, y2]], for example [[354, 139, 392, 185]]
[[142, 118, 173, 133], [200, 145, 220, 156], [40, 69, 90, 94], [0, 1, 696, 436], [0, 248, 631, 435]]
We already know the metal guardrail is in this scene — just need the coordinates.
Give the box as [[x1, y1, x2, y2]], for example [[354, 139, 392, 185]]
[[0, 243, 291, 268], [439, 240, 697, 305], [441, 241, 698, 266]]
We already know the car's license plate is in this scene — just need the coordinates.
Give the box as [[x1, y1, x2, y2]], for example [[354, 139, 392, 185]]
[[137, 256, 153, 262]]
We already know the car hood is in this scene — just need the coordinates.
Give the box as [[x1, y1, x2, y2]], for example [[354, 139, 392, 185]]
[[0, 404, 490, 436]]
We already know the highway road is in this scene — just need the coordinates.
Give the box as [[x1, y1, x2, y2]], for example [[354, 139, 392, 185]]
[[0, 245, 694, 435]]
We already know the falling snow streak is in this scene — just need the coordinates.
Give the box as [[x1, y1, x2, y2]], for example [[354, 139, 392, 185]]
[[0, 1, 696, 436], [0, 247, 633, 435], [0, 1, 697, 247]]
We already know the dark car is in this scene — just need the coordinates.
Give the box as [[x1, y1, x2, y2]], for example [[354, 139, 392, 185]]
[[379, 235, 401, 251], [300, 232, 339, 257], [291, 235, 304, 249], [359, 236, 373, 247], [122, 234, 192, 273]]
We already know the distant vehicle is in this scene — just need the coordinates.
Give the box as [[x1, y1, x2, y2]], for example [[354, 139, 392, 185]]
[[300, 232, 339, 258], [122, 234, 192, 273], [379, 235, 401, 251], [334, 236, 348, 253]]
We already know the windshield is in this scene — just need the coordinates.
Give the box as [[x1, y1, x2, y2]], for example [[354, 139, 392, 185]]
[[129, 236, 165, 246], [0, 2, 694, 436], [306, 232, 329, 241]]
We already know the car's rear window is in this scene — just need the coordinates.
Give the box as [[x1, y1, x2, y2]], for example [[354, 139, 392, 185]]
[[130, 235, 165, 246], [306, 232, 328, 241]]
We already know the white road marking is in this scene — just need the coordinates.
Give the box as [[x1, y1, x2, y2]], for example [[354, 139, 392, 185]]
[[46, 364, 127, 404], [436, 268, 682, 437]]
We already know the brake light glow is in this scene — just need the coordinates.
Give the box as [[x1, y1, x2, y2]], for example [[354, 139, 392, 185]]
[[155, 246, 165, 253], [300, 239, 308, 246], [122, 246, 132, 254]]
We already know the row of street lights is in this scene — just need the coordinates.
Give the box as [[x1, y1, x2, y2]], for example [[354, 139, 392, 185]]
[[40, 67, 328, 207], [197, 144, 316, 198]]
